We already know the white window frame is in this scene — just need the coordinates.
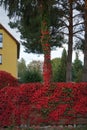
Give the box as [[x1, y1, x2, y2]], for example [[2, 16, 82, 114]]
[[0, 54, 2, 64], [0, 33, 3, 48]]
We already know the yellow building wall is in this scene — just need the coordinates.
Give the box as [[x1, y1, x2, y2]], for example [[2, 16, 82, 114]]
[[0, 28, 18, 78]]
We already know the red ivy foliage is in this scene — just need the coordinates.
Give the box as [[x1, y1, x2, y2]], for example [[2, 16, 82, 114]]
[[0, 71, 19, 89], [0, 82, 87, 127], [41, 20, 52, 84]]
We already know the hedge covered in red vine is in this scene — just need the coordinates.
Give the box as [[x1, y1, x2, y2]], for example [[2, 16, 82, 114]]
[[0, 71, 19, 89], [0, 82, 87, 127]]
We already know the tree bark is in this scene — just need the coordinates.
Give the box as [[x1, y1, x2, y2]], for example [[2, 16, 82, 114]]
[[66, 0, 73, 82], [82, 0, 87, 81]]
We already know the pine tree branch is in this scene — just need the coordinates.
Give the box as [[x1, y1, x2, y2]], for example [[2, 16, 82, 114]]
[[74, 34, 84, 41], [58, 26, 67, 32], [73, 29, 84, 35], [63, 15, 69, 20], [59, 18, 69, 28], [73, 13, 84, 19], [57, 31, 68, 36], [73, 21, 84, 27]]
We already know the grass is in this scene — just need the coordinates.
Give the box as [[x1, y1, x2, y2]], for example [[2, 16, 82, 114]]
[[1, 125, 87, 130], [64, 127, 87, 130]]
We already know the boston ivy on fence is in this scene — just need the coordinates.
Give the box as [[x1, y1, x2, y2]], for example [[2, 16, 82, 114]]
[[0, 81, 87, 127]]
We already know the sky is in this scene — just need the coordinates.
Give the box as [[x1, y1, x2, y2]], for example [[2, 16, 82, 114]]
[[0, 6, 84, 65]]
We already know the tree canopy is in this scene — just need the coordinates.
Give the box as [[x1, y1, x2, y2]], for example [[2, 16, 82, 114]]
[[0, 0, 65, 54]]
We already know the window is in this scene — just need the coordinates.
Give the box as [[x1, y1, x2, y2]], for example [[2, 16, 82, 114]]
[[0, 33, 3, 48], [0, 54, 2, 64]]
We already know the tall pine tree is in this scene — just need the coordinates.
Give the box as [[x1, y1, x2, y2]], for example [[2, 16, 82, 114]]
[[0, 0, 63, 83]]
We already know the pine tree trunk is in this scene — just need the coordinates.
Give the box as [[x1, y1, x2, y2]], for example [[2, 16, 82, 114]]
[[82, 0, 87, 81], [66, 0, 73, 82], [41, 1, 52, 84]]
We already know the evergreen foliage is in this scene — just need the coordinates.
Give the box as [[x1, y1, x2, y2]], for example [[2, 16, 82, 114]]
[[58, 48, 67, 82], [52, 49, 67, 82], [72, 52, 83, 82], [18, 58, 27, 79], [20, 68, 42, 83], [18, 59, 43, 83], [51, 58, 61, 82], [3, 0, 65, 54]]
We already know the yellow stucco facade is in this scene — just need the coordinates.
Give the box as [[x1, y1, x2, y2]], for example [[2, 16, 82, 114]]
[[0, 24, 20, 78]]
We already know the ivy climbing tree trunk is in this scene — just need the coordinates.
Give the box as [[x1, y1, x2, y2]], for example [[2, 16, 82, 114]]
[[41, 1, 52, 84]]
